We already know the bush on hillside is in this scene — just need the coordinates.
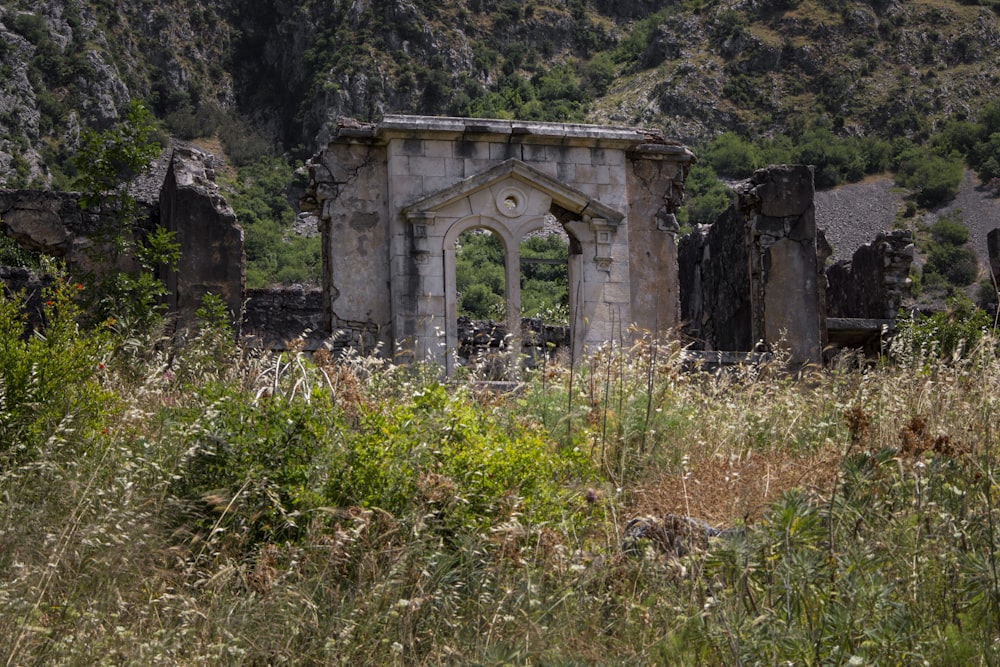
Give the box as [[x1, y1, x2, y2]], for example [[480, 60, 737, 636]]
[[894, 147, 963, 208]]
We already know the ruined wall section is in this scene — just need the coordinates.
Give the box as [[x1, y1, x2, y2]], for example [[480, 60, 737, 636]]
[[679, 165, 821, 365], [379, 117, 636, 359], [626, 145, 689, 337], [0, 189, 146, 277], [306, 116, 694, 367], [302, 136, 392, 352], [678, 206, 752, 351], [826, 230, 914, 320], [160, 146, 244, 326], [742, 165, 821, 365]]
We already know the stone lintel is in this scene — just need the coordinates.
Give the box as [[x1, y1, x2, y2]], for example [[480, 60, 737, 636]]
[[628, 143, 697, 163], [374, 114, 676, 149], [402, 158, 623, 225]]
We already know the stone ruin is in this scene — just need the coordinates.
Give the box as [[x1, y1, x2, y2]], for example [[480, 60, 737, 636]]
[[301, 115, 694, 372], [990, 228, 1000, 292], [0, 144, 244, 329], [0, 115, 915, 368]]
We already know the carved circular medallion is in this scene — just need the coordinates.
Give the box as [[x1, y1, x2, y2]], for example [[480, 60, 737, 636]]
[[496, 187, 527, 218]]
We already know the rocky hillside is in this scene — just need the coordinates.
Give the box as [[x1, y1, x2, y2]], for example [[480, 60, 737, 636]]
[[1, 0, 999, 185]]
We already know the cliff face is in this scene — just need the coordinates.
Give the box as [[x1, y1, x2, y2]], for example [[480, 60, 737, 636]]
[[1, 0, 999, 185]]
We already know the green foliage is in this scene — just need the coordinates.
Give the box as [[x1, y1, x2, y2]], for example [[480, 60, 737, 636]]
[[226, 156, 321, 287], [454, 230, 569, 321], [0, 262, 113, 463], [70, 101, 179, 332], [520, 234, 568, 320], [328, 382, 590, 528], [919, 212, 979, 291], [893, 295, 995, 359], [175, 374, 591, 548], [0, 234, 42, 270], [700, 131, 763, 178], [72, 100, 162, 212], [456, 230, 505, 319], [677, 163, 732, 228], [894, 146, 964, 207], [930, 212, 971, 246]]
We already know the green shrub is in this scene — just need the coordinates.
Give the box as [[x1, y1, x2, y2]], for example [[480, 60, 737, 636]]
[[894, 147, 963, 207], [327, 382, 591, 528], [677, 163, 732, 227], [0, 266, 113, 463], [893, 296, 994, 359], [226, 156, 321, 287], [930, 212, 970, 246], [700, 131, 763, 178]]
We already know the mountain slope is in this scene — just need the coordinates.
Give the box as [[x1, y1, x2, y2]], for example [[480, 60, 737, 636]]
[[1, 0, 999, 185]]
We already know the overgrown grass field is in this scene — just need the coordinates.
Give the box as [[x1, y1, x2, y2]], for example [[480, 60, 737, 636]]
[[2, 284, 999, 664]]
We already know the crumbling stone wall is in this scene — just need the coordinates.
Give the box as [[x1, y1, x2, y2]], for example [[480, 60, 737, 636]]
[[243, 287, 323, 349], [678, 206, 752, 351], [305, 115, 693, 371], [0, 189, 147, 276], [680, 165, 822, 365], [160, 145, 244, 325], [0, 146, 245, 329], [989, 228, 1000, 288], [826, 230, 914, 320]]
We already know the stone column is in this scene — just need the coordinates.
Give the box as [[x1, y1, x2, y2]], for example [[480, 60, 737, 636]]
[[989, 228, 1000, 290], [740, 165, 821, 366]]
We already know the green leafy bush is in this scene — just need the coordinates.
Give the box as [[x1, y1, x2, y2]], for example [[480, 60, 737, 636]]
[[226, 156, 321, 287], [327, 382, 591, 529], [0, 266, 113, 463], [677, 163, 732, 228], [894, 146, 964, 207], [893, 295, 995, 359], [700, 131, 763, 178]]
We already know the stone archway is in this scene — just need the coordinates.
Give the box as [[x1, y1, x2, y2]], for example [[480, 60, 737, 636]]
[[306, 115, 694, 370], [403, 158, 624, 371]]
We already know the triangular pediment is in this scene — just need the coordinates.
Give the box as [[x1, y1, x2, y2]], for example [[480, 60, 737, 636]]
[[402, 158, 622, 224]]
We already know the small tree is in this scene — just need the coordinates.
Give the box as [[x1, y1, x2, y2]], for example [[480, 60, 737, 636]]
[[71, 101, 179, 332]]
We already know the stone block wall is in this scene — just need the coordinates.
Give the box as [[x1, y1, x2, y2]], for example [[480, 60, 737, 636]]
[[826, 230, 914, 320], [679, 164, 822, 365], [678, 206, 752, 351], [1, 145, 245, 330], [989, 228, 1000, 289], [160, 146, 244, 325], [306, 115, 693, 370]]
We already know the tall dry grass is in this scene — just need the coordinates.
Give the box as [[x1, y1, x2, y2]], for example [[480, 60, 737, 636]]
[[2, 301, 999, 664]]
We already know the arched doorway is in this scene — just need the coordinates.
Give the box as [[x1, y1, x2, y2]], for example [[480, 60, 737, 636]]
[[401, 158, 625, 373]]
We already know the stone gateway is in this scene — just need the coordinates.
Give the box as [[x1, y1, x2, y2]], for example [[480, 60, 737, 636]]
[[303, 115, 694, 371]]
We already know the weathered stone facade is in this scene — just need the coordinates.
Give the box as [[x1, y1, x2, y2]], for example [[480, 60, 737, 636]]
[[1, 116, 918, 366], [680, 165, 823, 365], [989, 228, 1000, 289], [826, 230, 914, 320], [304, 115, 694, 371]]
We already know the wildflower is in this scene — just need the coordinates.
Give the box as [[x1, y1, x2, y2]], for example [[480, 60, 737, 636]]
[[45, 300, 54, 306], [74, 283, 84, 290]]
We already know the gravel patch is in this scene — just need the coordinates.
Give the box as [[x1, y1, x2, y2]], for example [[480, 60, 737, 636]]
[[815, 177, 903, 262], [815, 171, 1000, 270]]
